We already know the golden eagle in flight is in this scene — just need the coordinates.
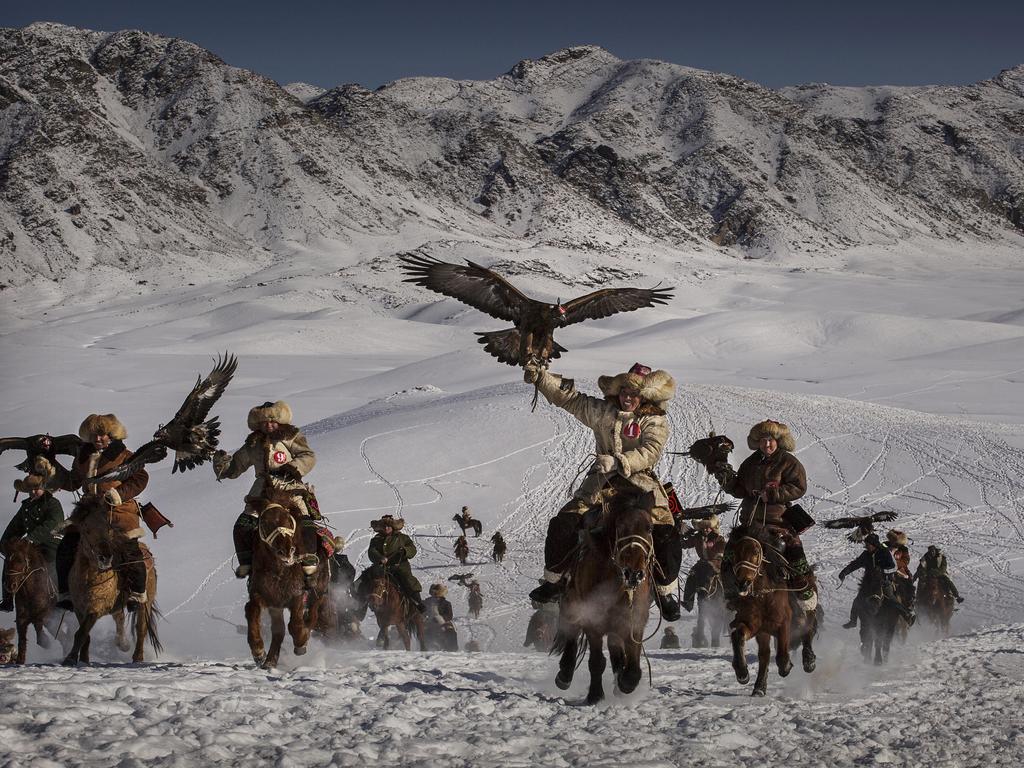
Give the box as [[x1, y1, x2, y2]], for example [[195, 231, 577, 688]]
[[822, 510, 899, 542], [399, 254, 674, 366], [0, 433, 82, 474], [92, 353, 238, 483]]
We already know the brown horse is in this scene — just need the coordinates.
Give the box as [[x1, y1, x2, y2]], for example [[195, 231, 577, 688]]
[[917, 574, 954, 636], [468, 586, 483, 619], [2, 539, 66, 664], [491, 533, 507, 563], [453, 514, 482, 537], [454, 536, 469, 566], [524, 603, 558, 651], [728, 525, 818, 696], [552, 491, 656, 705], [63, 495, 161, 665], [367, 573, 424, 650], [245, 492, 329, 668]]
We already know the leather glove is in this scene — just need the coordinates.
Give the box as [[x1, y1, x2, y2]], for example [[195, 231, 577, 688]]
[[103, 488, 122, 506], [593, 454, 617, 474], [523, 362, 541, 384]]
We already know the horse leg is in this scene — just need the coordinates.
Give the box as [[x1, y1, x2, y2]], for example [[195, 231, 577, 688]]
[[801, 615, 817, 673], [692, 601, 708, 648], [245, 598, 266, 667], [752, 632, 771, 697], [859, 621, 872, 662], [63, 612, 97, 666], [113, 609, 131, 653], [16, 616, 28, 665], [776, 618, 793, 678], [288, 596, 309, 656], [265, 608, 285, 668], [584, 632, 606, 705], [396, 620, 412, 651], [555, 632, 578, 690], [730, 621, 751, 685], [132, 602, 148, 663], [608, 639, 625, 679]]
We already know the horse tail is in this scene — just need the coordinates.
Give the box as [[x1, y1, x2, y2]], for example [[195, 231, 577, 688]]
[[136, 601, 164, 656]]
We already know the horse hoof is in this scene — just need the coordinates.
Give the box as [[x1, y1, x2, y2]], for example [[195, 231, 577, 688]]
[[555, 672, 572, 690], [252, 653, 267, 667], [294, 645, 307, 656], [752, 687, 766, 697], [261, 659, 278, 670], [734, 669, 749, 685], [585, 694, 603, 706], [778, 661, 793, 678]]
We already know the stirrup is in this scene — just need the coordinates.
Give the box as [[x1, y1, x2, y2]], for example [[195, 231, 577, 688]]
[[235, 564, 251, 578], [529, 581, 563, 604]]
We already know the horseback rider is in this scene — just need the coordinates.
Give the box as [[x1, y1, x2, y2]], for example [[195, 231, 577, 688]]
[[713, 419, 817, 612], [212, 400, 320, 583], [914, 545, 964, 603], [423, 583, 457, 650], [680, 514, 726, 613], [839, 533, 915, 628], [353, 515, 426, 613], [0, 474, 64, 612], [659, 626, 681, 650], [524, 361, 683, 620], [52, 414, 151, 611]]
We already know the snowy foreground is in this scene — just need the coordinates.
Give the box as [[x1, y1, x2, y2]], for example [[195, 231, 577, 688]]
[[2, 624, 1023, 767], [3, 239, 1024, 766]]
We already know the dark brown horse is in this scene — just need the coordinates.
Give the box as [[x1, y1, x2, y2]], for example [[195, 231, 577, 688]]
[[245, 492, 329, 668], [2, 539, 63, 664], [368, 573, 424, 650], [453, 514, 482, 537], [468, 585, 483, 619], [552, 491, 656, 705], [854, 567, 902, 665], [693, 571, 729, 648], [63, 495, 161, 666], [491, 533, 506, 563], [454, 536, 469, 566], [524, 603, 558, 651], [728, 526, 818, 696], [917, 574, 954, 636]]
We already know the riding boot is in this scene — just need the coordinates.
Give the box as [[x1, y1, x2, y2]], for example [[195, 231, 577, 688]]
[[121, 540, 148, 612], [232, 513, 257, 578], [682, 569, 697, 613], [785, 542, 815, 601], [652, 525, 682, 621], [55, 528, 79, 609], [529, 513, 582, 603], [0, 557, 12, 611], [843, 599, 859, 629]]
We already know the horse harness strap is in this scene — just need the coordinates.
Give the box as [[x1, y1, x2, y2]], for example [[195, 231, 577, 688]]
[[258, 504, 296, 547], [732, 536, 764, 580]]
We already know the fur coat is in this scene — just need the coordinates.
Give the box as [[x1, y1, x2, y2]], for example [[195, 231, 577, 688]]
[[215, 425, 316, 510], [59, 441, 149, 539]]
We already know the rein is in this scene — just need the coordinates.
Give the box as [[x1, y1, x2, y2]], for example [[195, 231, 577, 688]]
[[258, 503, 297, 566]]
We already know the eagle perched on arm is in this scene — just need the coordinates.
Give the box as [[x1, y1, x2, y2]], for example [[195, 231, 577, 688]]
[[399, 254, 674, 366], [91, 353, 238, 483]]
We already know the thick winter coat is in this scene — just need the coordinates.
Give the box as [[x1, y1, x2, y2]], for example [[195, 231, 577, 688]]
[[1, 493, 65, 560], [682, 530, 727, 572], [216, 425, 316, 511], [535, 369, 673, 524], [59, 441, 149, 538], [367, 531, 421, 593], [720, 449, 807, 528], [839, 547, 897, 581]]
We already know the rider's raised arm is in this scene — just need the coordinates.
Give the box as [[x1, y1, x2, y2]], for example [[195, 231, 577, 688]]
[[838, 551, 869, 580], [216, 441, 256, 481], [534, 369, 607, 429], [614, 416, 667, 478]]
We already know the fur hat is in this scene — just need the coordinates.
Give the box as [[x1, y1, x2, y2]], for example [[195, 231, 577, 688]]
[[13, 474, 45, 493], [333, 535, 346, 552], [598, 365, 676, 406], [694, 515, 720, 531], [79, 413, 127, 441], [247, 400, 293, 431], [663, 626, 677, 636], [429, 583, 448, 597], [747, 420, 796, 451], [864, 533, 881, 547], [370, 514, 405, 533], [886, 529, 908, 547]]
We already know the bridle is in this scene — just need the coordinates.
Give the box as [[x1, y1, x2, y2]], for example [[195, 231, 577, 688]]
[[732, 536, 764, 595], [612, 532, 654, 606], [258, 503, 297, 566]]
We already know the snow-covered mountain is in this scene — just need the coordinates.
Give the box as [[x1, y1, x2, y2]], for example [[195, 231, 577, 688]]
[[2, 22, 1022, 299]]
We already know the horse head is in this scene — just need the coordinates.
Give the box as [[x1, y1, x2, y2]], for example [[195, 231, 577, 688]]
[[3, 539, 37, 595], [368, 574, 393, 612], [74, 494, 119, 571], [608, 491, 655, 600], [730, 526, 766, 597], [255, 494, 299, 567]]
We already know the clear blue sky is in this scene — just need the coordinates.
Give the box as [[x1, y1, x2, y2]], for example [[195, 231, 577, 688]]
[[4, 0, 1022, 89]]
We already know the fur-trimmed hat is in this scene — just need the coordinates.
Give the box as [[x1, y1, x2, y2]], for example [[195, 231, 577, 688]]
[[694, 515, 720, 531], [429, 583, 448, 597], [13, 474, 45, 493], [747, 420, 796, 451], [247, 400, 293, 431], [886, 529, 908, 547], [598, 364, 676, 406], [79, 413, 127, 441], [663, 626, 678, 637], [333, 535, 346, 552], [370, 514, 405, 533]]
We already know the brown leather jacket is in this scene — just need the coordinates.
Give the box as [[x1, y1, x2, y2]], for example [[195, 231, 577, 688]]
[[720, 449, 807, 528]]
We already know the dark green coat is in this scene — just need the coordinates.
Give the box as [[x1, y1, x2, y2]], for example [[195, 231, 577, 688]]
[[366, 531, 421, 593], [1, 493, 65, 561]]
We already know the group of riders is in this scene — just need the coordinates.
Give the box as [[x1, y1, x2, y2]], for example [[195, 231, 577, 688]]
[[2, 359, 965, 651]]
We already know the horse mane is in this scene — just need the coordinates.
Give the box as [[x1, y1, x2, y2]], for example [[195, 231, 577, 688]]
[[70, 493, 106, 524], [728, 524, 790, 578]]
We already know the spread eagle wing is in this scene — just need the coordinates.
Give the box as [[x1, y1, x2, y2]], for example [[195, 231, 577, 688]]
[[447, 572, 475, 585], [88, 441, 169, 485], [821, 510, 898, 529], [1, 434, 83, 472], [560, 285, 674, 326], [676, 502, 737, 520], [168, 352, 238, 432], [399, 254, 533, 323]]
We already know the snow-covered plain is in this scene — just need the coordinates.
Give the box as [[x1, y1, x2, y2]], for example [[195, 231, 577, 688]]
[[2, 238, 1024, 766]]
